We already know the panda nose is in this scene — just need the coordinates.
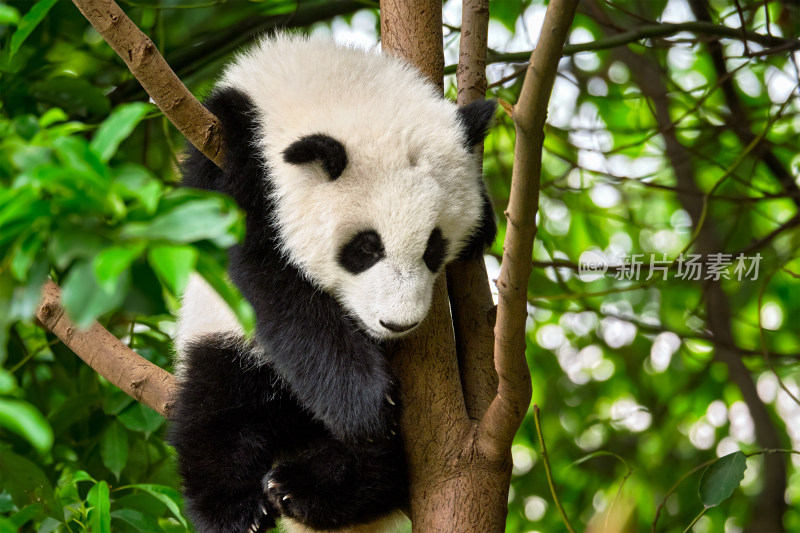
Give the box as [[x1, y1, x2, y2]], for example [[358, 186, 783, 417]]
[[380, 320, 419, 333]]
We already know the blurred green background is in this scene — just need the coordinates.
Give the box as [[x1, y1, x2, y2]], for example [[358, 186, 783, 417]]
[[1, 0, 799, 531]]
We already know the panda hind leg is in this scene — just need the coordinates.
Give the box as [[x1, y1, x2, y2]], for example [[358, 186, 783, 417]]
[[263, 438, 407, 531], [170, 337, 301, 532]]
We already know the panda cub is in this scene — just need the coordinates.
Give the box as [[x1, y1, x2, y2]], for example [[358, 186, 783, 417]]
[[170, 35, 496, 533]]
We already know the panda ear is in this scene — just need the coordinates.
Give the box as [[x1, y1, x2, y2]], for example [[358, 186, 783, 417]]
[[457, 99, 497, 148], [283, 133, 348, 180]]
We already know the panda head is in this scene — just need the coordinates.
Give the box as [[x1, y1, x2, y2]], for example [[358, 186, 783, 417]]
[[270, 100, 495, 340], [221, 37, 497, 340]]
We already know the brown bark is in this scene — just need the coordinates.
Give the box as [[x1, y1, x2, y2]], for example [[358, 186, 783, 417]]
[[448, 0, 498, 421], [71, 0, 224, 167], [36, 280, 176, 417], [479, 0, 579, 457], [379, 0, 444, 91], [382, 0, 578, 530]]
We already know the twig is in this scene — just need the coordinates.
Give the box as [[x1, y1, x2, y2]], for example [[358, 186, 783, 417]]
[[681, 508, 707, 533], [651, 458, 716, 532], [534, 405, 576, 533], [443, 20, 797, 74]]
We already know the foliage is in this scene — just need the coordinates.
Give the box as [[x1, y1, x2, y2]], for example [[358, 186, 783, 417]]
[[1, 0, 799, 532]]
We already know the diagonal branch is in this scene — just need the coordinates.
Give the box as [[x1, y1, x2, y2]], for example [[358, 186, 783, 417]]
[[36, 281, 176, 417], [477, 0, 579, 459], [72, 0, 224, 167]]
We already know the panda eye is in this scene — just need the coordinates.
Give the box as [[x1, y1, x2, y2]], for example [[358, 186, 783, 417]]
[[339, 230, 385, 274], [423, 227, 448, 272]]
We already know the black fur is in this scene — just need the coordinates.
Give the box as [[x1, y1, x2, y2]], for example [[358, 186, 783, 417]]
[[283, 133, 348, 180], [173, 88, 406, 532], [169, 338, 407, 532], [338, 230, 386, 274], [457, 99, 497, 148], [457, 99, 498, 260], [422, 227, 447, 272]]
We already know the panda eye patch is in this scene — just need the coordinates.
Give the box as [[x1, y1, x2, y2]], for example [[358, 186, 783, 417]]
[[423, 227, 448, 272], [339, 230, 385, 274]]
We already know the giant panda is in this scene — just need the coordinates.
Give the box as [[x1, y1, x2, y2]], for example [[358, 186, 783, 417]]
[[169, 34, 497, 533]]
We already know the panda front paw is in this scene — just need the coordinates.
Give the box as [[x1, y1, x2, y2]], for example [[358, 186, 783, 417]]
[[263, 463, 328, 528]]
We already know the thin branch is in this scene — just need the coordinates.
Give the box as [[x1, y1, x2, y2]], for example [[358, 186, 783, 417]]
[[478, 0, 579, 458], [36, 281, 176, 418], [443, 20, 797, 74], [534, 405, 576, 533], [72, 0, 224, 167], [447, 0, 497, 420]]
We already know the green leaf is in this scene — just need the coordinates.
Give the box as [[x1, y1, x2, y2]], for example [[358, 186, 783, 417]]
[[10, 232, 44, 281], [87, 481, 111, 533], [9, 0, 59, 56], [698, 451, 747, 508], [126, 485, 187, 528], [117, 403, 164, 437], [0, 517, 15, 533], [112, 165, 161, 214], [93, 244, 145, 293], [90, 103, 153, 163], [0, 4, 21, 25], [121, 198, 241, 244], [49, 228, 106, 270], [8, 503, 44, 528], [0, 397, 54, 453], [490, 0, 522, 32], [111, 509, 165, 533], [0, 449, 59, 519], [103, 389, 135, 416], [61, 260, 130, 329], [31, 77, 111, 119], [148, 245, 198, 296], [39, 107, 68, 128], [100, 422, 129, 480]]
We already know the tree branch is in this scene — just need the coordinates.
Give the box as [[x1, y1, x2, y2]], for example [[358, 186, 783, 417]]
[[478, 0, 579, 458], [72, 0, 224, 167], [36, 280, 176, 418], [447, 0, 497, 421]]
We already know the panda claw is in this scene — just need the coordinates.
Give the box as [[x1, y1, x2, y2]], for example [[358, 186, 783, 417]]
[[249, 523, 259, 533], [282, 494, 292, 502], [386, 394, 395, 406], [266, 479, 278, 491], [260, 504, 268, 515]]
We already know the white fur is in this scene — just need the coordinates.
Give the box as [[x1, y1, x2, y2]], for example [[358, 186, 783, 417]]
[[215, 34, 483, 339], [280, 511, 408, 533], [174, 274, 244, 371]]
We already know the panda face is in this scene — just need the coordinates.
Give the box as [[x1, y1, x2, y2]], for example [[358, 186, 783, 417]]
[[335, 226, 447, 339], [272, 131, 482, 340]]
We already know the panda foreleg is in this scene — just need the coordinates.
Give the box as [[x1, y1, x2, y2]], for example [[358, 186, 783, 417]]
[[262, 437, 407, 531]]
